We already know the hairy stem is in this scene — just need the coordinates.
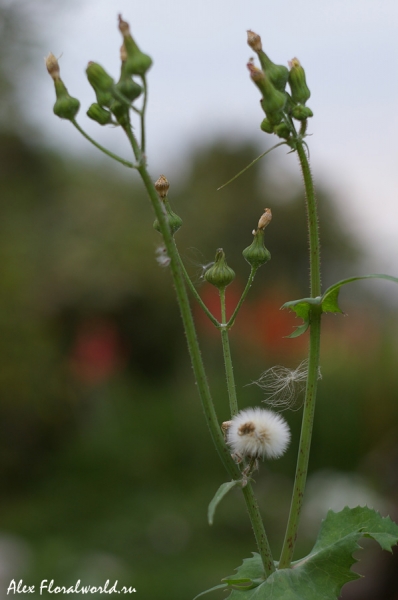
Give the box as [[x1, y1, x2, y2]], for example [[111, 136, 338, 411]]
[[279, 140, 322, 568], [220, 288, 239, 417], [227, 267, 257, 329], [174, 242, 221, 328]]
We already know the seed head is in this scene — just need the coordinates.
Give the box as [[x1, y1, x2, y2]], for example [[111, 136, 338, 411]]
[[227, 407, 290, 460]]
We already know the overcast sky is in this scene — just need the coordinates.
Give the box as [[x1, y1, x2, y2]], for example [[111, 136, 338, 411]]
[[25, 0, 398, 279]]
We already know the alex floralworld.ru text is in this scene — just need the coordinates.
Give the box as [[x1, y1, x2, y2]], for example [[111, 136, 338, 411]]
[[7, 580, 137, 595]]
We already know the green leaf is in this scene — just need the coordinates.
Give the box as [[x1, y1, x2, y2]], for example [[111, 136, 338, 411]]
[[208, 480, 240, 525], [321, 274, 398, 314], [281, 297, 320, 338], [222, 507, 398, 599], [192, 584, 227, 599], [282, 274, 398, 336], [285, 321, 310, 339]]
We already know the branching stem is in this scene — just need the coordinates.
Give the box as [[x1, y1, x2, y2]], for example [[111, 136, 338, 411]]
[[71, 120, 136, 169]]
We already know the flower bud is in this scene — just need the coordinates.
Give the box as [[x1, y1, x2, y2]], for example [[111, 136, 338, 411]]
[[153, 200, 183, 235], [248, 62, 286, 124], [118, 14, 152, 76], [288, 58, 311, 105], [260, 118, 274, 134], [45, 53, 80, 120], [243, 229, 271, 268], [53, 79, 80, 120], [273, 122, 291, 139], [246, 32, 289, 92], [291, 104, 313, 121], [110, 101, 129, 127], [86, 103, 112, 125], [86, 62, 114, 107], [204, 249, 235, 289], [116, 75, 142, 103], [154, 175, 170, 198]]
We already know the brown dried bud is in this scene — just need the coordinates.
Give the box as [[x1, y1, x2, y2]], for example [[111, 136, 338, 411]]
[[221, 421, 232, 441], [45, 52, 60, 81], [247, 30, 262, 53], [154, 175, 170, 198], [120, 44, 128, 62], [118, 14, 130, 37], [258, 208, 272, 230]]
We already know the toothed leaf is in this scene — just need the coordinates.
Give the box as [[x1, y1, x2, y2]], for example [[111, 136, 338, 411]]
[[218, 507, 398, 599]]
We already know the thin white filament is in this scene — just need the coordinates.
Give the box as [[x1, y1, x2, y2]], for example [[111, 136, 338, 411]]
[[252, 360, 322, 410]]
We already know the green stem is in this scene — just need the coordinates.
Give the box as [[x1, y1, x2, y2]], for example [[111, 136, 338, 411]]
[[279, 140, 322, 569], [219, 288, 239, 417], [140, 75, 148, 153], [174, 242, 221, 328], [71, 120, 136, 169], [122, 125, 275, 578], [227, 267, 257, 329]]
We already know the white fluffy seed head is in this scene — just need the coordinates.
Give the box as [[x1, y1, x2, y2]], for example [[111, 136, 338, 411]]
[[227, 407, 290, 460]]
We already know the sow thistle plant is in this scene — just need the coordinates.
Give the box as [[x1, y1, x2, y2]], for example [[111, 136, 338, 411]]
[[46, 16, 398, 600]]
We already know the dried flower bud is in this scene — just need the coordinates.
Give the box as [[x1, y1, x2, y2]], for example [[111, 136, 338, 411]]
[[247, 30, 262, 53], [204, 249, 235, 290], [155, 175, 170, 198], [87, 103, 112, 125], [258, 208, 272, 230], [45, 52, 60, 80], [118, 14, 152, 76], [45, 53, 80, 120], [221, 420, 232, 441], [288, 57, 311, 105]]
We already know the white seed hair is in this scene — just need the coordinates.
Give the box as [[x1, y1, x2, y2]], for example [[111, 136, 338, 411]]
[[252, 359, 322, 410], [155, 246, 170, 267], [227, 407, 290, 460]]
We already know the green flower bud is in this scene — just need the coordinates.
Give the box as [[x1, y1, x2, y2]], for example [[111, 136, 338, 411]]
[[243, 229, 271, 268], [260, 118, 274, 134], [288, 58, 311, 105], [116, 75, 143, 103], [118, 15, 153, 76], [45, 53, 80, 121], [153, 200, 183, 235], [86, 62, 114, 107], [110, 101, 129, 127], [153, 176, 182, 235], [273, 122, 291, 139], [291, 104, 313, 121], [87, 103, 112, 125], [248, 62, 286, 124], [204, 249, 235, 289], [53, 80, 80, 120], [247, 31, 289, 92]]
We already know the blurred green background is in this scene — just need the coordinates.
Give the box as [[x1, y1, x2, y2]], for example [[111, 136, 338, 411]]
[[1, 3, 398, 599]]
